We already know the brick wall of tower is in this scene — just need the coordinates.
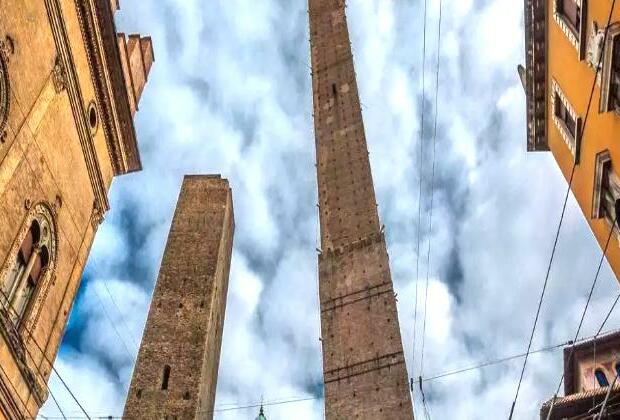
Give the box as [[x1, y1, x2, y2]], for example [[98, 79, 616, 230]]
[[123, 175, 234, 420], [309, 0, 414, 418]]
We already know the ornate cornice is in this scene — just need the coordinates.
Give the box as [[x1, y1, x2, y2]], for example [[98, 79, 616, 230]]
[[74, 0, 141, 175], [0, 35, 13, 146], [524, 0, 549, 152], [44, 0, 109, 214]]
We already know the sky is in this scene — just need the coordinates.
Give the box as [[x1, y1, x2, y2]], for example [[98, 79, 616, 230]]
[[38, 0, 620, 419]]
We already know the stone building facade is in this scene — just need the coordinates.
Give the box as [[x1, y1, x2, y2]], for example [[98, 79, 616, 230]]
[[123, 175, 234, 420], [0, 0, 152, 418], [308, 0, 414, 418]]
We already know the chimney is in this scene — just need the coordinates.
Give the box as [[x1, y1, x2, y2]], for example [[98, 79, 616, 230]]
[[117, 33, 154, 115]]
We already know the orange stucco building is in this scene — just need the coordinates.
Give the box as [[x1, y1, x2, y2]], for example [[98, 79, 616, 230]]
[[525, 0, 620, 279]]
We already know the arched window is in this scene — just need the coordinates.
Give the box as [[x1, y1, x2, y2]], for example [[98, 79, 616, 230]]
[[595, 369, 610, 387], [1, 208, 54, 327]]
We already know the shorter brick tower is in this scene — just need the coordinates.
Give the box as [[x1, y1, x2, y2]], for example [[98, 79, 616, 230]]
[[124, 175, 234, 419]]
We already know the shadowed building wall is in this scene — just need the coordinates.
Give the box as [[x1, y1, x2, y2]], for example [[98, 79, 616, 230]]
[[308, 0, 414, 418], [123, 175, 234, 420]]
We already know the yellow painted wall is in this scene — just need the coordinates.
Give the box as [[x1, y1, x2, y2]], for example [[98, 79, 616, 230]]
[[548, 1, 620, 281]]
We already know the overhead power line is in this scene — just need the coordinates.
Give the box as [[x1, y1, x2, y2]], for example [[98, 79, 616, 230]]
[[411, 0, 430, 392], [38, 395, 319, 419], [508, 1, 617, 417], [0, 287, 90, 419], [421, 328, 620, 383], [420, 0, 443, 379], [545, 212, 620, 420]]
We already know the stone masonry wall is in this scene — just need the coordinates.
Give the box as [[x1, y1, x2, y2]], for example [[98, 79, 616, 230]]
[[123, 175, 234, 420], [309, 0, 414, 418]]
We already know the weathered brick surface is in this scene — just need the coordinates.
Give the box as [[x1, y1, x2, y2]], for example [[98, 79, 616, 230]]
[[309, 0, 414, 418], [123, 175, 234, 420]]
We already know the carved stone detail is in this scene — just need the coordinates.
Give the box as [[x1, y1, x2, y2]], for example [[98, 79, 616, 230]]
[[0, 204, 55, 407], [91, 203, 104, 229], [0, 36, 14, 63], [52, 56, 66, 93], [0, 36, 11, 145], [0, 203, 58, 337], [587, 22, 605, 71], [0, 307, 48, 406]]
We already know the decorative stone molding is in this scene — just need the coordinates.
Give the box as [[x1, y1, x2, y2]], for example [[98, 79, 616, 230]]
[[593, 150, 611, 219], [0, 36, 14, 63], [599, 23, 620, 113], [52, 56, 66, 93], [0, 203, 59, 337], [0, 36, 10, 146], [551, 79, 582, 162], [0, 307, 47, 406], [91, 204, 104, 229], [0, 203, 56, 407], [45, 0, 110, 214], [586, 22, 605, 73], [525, 0, 548, 151], [592, 150, 620, 244]]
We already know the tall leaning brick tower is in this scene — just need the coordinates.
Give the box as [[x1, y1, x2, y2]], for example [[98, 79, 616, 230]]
[[308, 0, 414, 418], [124, 175, 234, 419]]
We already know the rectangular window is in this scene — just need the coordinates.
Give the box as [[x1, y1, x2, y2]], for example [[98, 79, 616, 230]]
[[555, 95, 577, 138], [558, 0, 580, 34], [593, 151, 620, 234], [600, 24, 620, 113], [554, 0, 587, 58], [551, 79, 582, 161]]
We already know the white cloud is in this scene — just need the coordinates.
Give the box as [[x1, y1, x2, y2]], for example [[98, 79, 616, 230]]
[[38, 0, 620, 419]]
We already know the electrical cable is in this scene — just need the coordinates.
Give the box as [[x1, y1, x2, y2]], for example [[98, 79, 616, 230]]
[[0, 292, 67, 419], [411, 0, 430, 390], [100, 280, 140, 349], [545, 217, 619, 420], [420, 328, 620, 383], [0, 289, 90, 419], [420, 0, 443, 378], [38, 395, 320, 419], [508, 2, 617, 417]]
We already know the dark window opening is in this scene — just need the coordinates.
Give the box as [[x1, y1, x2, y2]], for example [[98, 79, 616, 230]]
[[161, 365, 171, 390], [595, 369, 610, 387], [89, 106, 97, 129], [557, 0, 581, 34], [615, 363, 620, 378], [611, 39, 620, 112], [136, 389, 142, 399], [183, 391, 191, 400], [554, 94, 576, 138], [332, 83, 337, 96], [600, 160, 620, 226]]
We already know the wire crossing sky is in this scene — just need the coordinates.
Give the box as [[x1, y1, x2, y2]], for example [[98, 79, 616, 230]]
[[37, 1, 620, 419]]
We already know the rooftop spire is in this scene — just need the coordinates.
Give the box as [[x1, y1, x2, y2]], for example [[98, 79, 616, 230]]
[[255, 404, 267, 420]]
